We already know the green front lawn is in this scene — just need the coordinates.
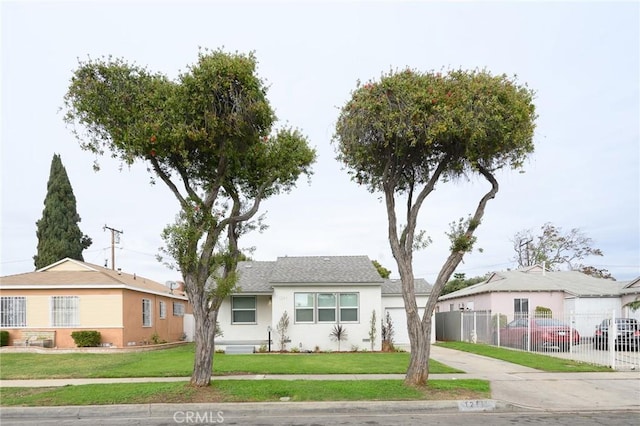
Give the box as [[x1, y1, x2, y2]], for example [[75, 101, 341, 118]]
[[0, 345, 460, 379]]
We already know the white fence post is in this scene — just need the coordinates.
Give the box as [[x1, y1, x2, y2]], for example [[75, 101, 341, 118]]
[[608, 309, 616, 370], [570, 310, 575, 352]]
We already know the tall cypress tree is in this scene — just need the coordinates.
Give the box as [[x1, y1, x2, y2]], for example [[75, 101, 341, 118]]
[[34, 154, 92, 269]]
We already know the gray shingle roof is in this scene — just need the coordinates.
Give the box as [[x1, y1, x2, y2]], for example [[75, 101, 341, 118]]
[[233, 255, 393, 293], [382, 278, 432, 295], [438, 266, 630, 301], [236, 261, 276, 293], [268, 256, 385, 284]]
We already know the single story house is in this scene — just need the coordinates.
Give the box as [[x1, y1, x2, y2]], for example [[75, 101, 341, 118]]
[[435, 265, 640, 337], [214, 255, 433, 352], [0, 258, 190, 348]]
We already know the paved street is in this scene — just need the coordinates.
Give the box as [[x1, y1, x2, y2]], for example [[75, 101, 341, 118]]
[[2, 404, 639, 425]]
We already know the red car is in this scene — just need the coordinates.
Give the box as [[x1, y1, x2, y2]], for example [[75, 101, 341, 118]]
[[500, 317, 580, 352]]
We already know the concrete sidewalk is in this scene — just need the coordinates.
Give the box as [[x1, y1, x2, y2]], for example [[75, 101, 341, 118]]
[[431, 345, 640, 411], [1, 345, 639, 415]]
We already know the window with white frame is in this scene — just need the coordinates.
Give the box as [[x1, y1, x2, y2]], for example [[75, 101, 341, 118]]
[[339, 293, 359, 322], [142, 299, 152, 327], [51, 296, 79, 327], [0, 297, 26, 327], [295, 293, 315, 322], [317, 293, 336, 322], [294, 292, 360, 323], [514, 298, 529, 319], [232, 296, 256, 323], [173, 302, 185, 317], [159, 301, 167, 319]]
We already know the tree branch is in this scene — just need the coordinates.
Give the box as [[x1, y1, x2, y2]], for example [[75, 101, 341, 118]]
[[427, 164, 499, 320], [149, 156, 188, 208], [401, 156, 450, 255]]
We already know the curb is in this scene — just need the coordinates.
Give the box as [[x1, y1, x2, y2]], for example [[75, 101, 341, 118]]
[[0, 400, 526, 420]]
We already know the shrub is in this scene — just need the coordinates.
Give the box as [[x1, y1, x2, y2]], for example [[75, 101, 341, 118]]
[[535, 306, 552, 318], [0, 330, 9, 346], [150, 332, 166, 344], [381, 311, 395, 351], [368, 309, 377, 351], [71, 330, 101, 347], [276, 311, 290, 351], [492, 313, 508, 328], [329, 324, 348, 351]]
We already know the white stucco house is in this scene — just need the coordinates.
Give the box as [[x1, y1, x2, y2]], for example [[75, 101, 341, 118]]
[[212, 255, 433, 352], [435, 265, 640, 338]]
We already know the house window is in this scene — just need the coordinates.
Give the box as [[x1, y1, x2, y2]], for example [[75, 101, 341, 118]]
[[173, 302, 185, 317], [159, 301, 167, 319], [142, 299, 152, 327], [295, 293, 315, 322], [317, 293, 336, 322], [514, 298, 529, 319], [339, 293, 359, 322], [51, 296, 79, 327], [0, 297, 26, 327], [232, 296, 256, 323]]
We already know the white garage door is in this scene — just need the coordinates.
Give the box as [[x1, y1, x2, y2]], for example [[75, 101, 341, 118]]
[[385, 307, 426, 345]]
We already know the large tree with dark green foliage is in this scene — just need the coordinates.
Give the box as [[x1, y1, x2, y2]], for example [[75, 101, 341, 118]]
[[34, 154, 92, 269], [512, 222, 612, 279], [334, 68, 536, 386], [64, 49, 316, 386]]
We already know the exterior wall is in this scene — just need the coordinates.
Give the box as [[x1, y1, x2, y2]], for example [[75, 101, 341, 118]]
[[437, 291, 566, 322], [271, 284, 381, 352], [121, 289, 187, 346], [217, 295, 272, 347], [216, 291, 443, 352], [0, 288, 125, 348], [436, 293, 493, 313]]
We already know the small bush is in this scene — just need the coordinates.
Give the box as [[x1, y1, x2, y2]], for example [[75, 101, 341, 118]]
[[71, 330, 101, 347], [150, 332, 166, 344], [0, 330, 9, 346], [258, 344, 268, 353], [535, 306, 552, 317]]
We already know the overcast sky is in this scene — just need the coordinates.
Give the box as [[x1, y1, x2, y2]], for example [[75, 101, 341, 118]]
[[1, 1, 638, 285]]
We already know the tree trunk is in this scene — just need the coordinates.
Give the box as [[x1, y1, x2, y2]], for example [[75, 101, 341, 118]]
[[397, 259, 432, 386], [404, 317, 431, 385], [190, 309, 218, 386], [186, 274, 220, 387]]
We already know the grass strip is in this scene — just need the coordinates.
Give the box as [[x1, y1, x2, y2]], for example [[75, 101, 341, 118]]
[[0, 379, 490, 406], [435, 341, 612, 372]]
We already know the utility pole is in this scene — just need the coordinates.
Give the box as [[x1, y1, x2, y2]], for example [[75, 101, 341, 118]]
[[103, 225, 123, 270], [519, 239, 533, 267]]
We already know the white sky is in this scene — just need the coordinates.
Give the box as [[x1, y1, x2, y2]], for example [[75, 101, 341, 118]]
[[1, 1, 639, 285]]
